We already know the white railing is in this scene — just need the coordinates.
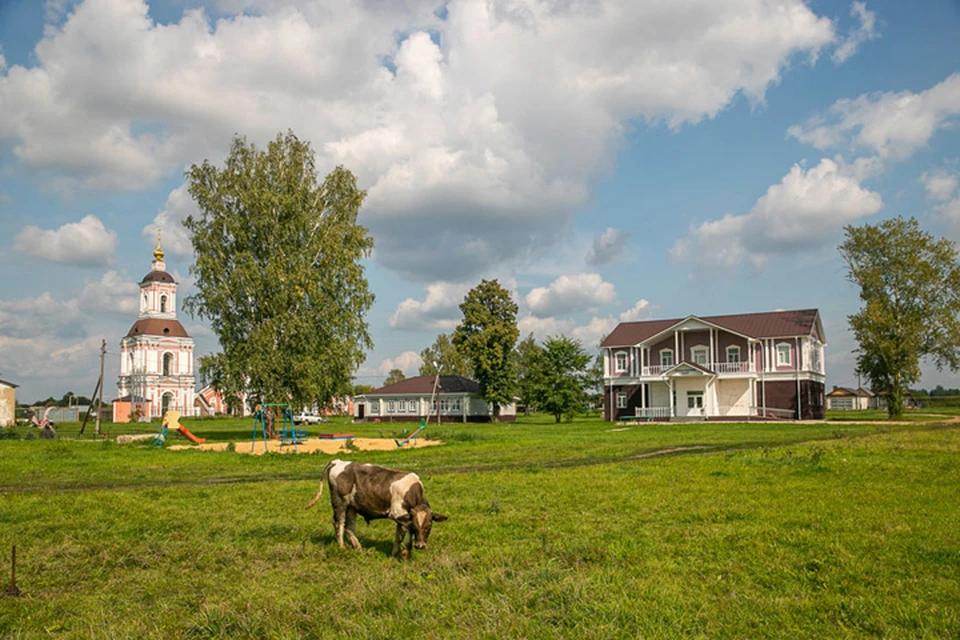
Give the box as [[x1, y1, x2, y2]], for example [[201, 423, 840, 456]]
[[640, 361, 756, 376], [632, 407, 671, 418], [642, 365, 671, 376]]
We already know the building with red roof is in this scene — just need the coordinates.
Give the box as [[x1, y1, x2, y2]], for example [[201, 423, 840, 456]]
[[601, 309, 826, 421], [355, 375, 516, 423]]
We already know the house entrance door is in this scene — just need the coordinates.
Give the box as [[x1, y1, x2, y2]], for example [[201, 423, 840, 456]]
[[686, 391, 704, 417]]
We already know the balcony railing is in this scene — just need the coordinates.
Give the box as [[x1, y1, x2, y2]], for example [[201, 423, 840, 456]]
[[639, 361, 756, 376]]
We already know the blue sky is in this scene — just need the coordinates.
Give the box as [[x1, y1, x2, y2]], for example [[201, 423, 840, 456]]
[[1, 0, 959, 401]]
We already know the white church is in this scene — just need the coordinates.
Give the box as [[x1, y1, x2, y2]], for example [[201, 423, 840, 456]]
[[112, 236, 196, 422]]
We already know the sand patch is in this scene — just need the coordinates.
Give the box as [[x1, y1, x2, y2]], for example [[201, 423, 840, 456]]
[[167, 437, 443, 455]]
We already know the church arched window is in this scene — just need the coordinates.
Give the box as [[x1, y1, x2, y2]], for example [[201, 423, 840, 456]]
[[160, 295, 168, 313], [163, 352, 174, 376]]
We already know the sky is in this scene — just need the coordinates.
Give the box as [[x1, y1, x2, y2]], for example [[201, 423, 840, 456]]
[[0, 0, 959, 402]]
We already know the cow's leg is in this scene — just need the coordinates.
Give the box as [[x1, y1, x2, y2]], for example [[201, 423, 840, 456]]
[[345, 508, 362, 550], [402, 525, 414, 559], [393, 522, 408, 558], [332, 506, 347, 549]]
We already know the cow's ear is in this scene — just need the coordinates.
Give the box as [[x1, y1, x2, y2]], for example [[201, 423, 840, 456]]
[[432, 512, 448, 522]]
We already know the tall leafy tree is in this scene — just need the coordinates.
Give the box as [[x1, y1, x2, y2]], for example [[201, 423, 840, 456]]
[[453, 279, 519, 421], [584, 353, 605, 409], [183, 131, 375, 411], [532, 335, 592, 423], [840, 216, 960, 418], [419, 333, 471, 377], [515, 333, 543, 415], [383, 369, 406, 387]]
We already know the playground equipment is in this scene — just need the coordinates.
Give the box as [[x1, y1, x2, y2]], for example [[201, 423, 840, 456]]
[[153, 411, 206, 447], [252, 404, 306, 453], [395, 373, 440, 448], [29, 408, 56, 439]]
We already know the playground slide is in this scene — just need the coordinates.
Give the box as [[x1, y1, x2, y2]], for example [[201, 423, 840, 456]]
[[177, 425, 206, 444]]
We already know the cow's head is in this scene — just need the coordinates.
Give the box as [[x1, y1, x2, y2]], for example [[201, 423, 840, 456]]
[[400, 505, 448, 549]]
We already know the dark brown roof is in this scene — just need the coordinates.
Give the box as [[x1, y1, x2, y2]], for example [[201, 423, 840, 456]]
[[0, 378, 18, 388], [125, 318, 191, 338], [601, 309, 822, 347], [141, 270, 175, 284], [365, 375, 480, 396]]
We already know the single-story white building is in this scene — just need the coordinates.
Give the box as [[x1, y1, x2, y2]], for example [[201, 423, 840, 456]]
[[355, 375, 516, 423], [825, 387, 887, 411]]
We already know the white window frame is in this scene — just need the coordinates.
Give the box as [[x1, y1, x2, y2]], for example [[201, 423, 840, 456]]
[[614, 351, 628, 372], [450, 398, 461, 412], [726, 346, 741, 363], [687, 391, 704, 409], [369, 402, 379, 415], [660, 349, 674, 368], [691, 346, 708, 366], [776, 342, 792, 367], [616, 392, 627, 409], [387, 401, 395, 413]]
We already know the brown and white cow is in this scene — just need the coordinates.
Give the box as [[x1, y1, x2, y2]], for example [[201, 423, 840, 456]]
[[304, 459, 447, 559]]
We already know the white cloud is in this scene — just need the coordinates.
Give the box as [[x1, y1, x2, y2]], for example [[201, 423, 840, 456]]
[[832, 2, 878, 64], [788, 72, 960, 160], [142, 184, 197, 257], [14, 214, 117, 266], [0, 0, 838, 281], [517, 315, 577, 340], [76, 271, 139, 315], [572, 316, 618, 349], [920, 169, 958, 202], [671, 158, 883, 272], [525, 273, 616, 318], [619, 299, 651, 322], [0, 292, 83, 340], [389, 281, 471, 331], [585, 227, 630, 265], [378, 351, 423, 377]]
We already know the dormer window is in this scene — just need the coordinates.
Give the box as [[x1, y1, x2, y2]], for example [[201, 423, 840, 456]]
[[660, 349, 674, 368], [614, 351, 628, 372]]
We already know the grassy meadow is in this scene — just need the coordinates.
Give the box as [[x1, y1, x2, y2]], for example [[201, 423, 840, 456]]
[[1, 412, 958, 638]]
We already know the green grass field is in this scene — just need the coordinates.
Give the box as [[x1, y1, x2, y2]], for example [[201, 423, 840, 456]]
[[1, 412, 958, 638]]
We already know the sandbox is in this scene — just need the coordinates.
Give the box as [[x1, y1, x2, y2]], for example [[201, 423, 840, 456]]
[[168, 436, 443, 455]]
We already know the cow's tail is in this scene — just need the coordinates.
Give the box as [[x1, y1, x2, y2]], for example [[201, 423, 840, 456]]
[[304, 460, 333, 510]]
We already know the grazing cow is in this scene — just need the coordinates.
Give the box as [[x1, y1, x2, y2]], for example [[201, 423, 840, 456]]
[[305, 459, 447, 559]]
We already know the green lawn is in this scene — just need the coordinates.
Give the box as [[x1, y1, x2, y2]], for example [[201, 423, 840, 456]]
[[1, 413, 958, 638]]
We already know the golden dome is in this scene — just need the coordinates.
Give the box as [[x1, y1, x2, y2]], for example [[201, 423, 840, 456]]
[[153, 229, 164, 261]]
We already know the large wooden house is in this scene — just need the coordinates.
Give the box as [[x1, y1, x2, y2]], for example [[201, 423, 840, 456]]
[[601, 309, 826, 421]]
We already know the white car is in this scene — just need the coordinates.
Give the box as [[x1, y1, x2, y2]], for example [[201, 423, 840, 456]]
[[293, 413, 327, 425]]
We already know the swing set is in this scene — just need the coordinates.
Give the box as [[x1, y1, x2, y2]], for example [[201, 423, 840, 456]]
[[251, 404, 306, 453], [394, 373, 442, 448]]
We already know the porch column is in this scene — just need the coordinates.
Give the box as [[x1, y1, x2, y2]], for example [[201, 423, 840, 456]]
[[675, 332, 679, 362], [709, 329, 715, 368], [668, 378, 675, 417]]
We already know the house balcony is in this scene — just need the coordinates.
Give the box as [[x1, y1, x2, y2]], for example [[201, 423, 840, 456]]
[[639, 361, 756, 377]]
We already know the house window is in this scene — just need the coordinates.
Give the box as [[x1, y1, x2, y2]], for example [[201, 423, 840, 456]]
[[408, 400, 417, 413], [776, 343, 792, 366], [726, 346, 741, 363], [450, 399, 461, 412], [687, 391, 704, 409], [691, 346, 708, 366], [369, 402, 379, 415], [616, 392, 627, 409], [440, 399, 452, 412], [660, 349, 673, 367], [810, 342, 822, 372], [387, 401, 395, 413], [615, 351, 628, 372]]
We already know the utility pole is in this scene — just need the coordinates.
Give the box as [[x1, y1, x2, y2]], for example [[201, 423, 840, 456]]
[[95, 339, 106, 436]]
